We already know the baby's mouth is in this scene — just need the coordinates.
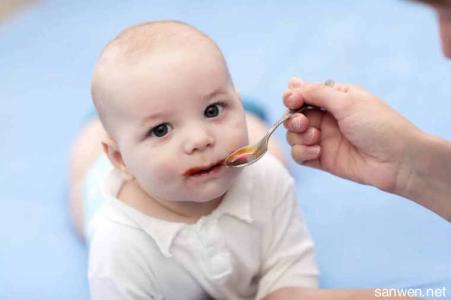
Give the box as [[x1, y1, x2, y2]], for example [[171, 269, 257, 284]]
[[183, 159, 225, 177]]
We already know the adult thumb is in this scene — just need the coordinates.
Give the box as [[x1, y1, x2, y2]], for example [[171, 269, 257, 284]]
[[295, 83, 352, 120]]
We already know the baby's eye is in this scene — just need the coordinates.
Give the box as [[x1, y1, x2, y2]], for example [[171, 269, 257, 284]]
[[149, 123, 172, 138], [204, 103, 224, 118]]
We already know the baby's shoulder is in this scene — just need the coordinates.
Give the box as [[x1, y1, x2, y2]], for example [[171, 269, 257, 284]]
[[89, 204, 154, 259], [88, 209, 163, 296]]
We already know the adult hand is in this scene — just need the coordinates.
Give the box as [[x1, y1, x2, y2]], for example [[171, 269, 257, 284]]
[[283, 78, 421, 194]]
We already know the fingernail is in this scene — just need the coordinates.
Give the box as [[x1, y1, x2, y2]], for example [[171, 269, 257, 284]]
[[284, 90, 292, 100], [308, 128, 316, 141], [307, 145, 320, 156], [287, 94, 297, 107], [293, 117, 302, 131], [289, 77, 304, 88]]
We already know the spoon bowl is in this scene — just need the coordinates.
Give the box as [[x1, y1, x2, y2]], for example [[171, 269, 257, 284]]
[[224, 104, 321, 167], [224, 80, 334, 168]]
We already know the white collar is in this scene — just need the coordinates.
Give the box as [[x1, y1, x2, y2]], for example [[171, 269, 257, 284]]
[[101, 168, 255, 258]]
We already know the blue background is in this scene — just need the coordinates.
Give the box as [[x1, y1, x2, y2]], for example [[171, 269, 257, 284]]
[[1, 1, 450, 299]]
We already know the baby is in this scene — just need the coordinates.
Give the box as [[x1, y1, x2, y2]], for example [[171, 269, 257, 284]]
[[78, 20, 318, 299]]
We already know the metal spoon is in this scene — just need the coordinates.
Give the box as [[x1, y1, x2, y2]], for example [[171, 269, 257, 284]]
[[224, 80, 334, 168]]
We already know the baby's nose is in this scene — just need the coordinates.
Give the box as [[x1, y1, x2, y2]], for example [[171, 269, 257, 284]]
[[184, 127, 215, 154]]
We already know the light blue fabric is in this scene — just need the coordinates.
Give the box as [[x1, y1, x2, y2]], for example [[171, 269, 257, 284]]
[[1, 1, 450, 300]]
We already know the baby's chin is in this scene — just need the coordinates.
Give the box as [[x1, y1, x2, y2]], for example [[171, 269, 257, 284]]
[[182, 171, 240, 203], [182, 185, 230, 203]]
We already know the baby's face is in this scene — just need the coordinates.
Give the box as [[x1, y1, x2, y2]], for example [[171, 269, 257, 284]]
[[107, 46, 248, 203]]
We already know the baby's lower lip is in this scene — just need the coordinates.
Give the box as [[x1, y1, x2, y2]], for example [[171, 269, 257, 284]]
[[184, 162, 224, 177]]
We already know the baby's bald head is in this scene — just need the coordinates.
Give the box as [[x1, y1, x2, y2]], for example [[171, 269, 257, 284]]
[[91, 20, 229, 138]]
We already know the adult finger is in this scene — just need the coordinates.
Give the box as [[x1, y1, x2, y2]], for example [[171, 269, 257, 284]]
[[283, 87, 303, 110], [300, 109, 324, 129], [288, 77, 304, 89], [332, 83, 352, 93], [291, 144, 321, 165], [286, 127, 321, 146], [287, 83, 352, 119], [283, 113, 309, 132]]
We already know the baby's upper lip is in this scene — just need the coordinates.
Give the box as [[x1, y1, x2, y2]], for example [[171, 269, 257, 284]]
[[183, 159, 225, 176]]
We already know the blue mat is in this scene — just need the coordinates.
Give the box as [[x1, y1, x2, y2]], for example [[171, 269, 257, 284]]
[[1, 1, 450, 299]]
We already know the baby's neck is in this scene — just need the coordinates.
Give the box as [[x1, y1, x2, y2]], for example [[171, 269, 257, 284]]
[[117, 180, 223, 224]]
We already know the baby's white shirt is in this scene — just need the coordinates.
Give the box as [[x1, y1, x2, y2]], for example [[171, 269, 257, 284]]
[[88, 155, 318, 300]]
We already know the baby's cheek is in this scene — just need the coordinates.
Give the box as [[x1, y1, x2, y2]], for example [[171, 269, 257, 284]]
[[149, 158, 179, 183], [229, 122, 249, 148], [222, 113, 246, 141]]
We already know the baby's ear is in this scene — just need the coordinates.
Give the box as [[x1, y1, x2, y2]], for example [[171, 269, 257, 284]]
[[101, 136, 134, 181]]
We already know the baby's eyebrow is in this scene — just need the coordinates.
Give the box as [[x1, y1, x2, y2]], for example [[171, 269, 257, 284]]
[[140, 111, 167, 127], [201, 88, 229, 101]]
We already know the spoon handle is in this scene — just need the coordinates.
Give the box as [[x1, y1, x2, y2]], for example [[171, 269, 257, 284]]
[[291, 104, 323, 115], [264, 104, 322, 141]]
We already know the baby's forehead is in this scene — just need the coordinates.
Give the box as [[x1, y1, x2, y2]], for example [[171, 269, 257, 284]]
[[100, 22, 216, 64], [94, 22, 222, 98], [92, 21, 228, 132]]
